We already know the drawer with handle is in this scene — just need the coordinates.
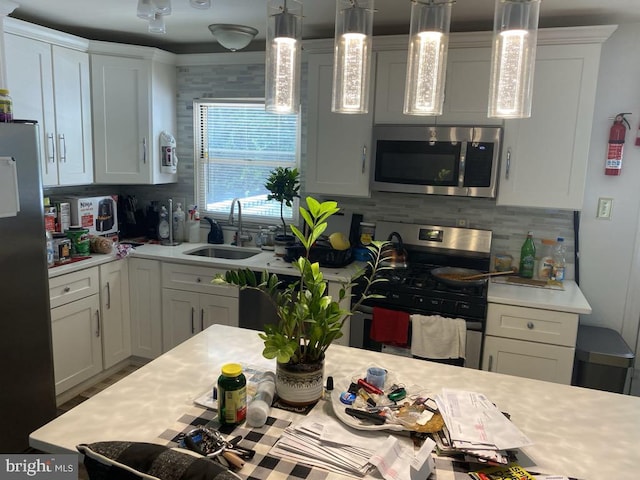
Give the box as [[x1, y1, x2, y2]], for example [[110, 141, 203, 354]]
[[49, 266, 99, 308], [486, 303, 579, 347], [161, 263, 238, 297]]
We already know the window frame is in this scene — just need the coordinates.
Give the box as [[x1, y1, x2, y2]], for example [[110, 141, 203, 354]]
[[193, 97, 301, 226]]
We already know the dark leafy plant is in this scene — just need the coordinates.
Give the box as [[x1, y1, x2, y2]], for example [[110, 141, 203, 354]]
[[213, 196, 389, 365], [264, 167, 300, 235]]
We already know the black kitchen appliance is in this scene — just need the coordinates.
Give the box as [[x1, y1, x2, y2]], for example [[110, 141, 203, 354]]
[[96, 198, 115, 231], [350, 221, 492, 369]]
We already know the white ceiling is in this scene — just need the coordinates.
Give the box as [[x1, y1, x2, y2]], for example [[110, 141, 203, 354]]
[[9, 0, 640, 54]]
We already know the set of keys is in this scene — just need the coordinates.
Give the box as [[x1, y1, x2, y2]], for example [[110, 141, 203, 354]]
[[180, 426, 255, 470]]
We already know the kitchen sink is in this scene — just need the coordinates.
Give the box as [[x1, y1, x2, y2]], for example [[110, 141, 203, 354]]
[[184, 246, 261, 260]]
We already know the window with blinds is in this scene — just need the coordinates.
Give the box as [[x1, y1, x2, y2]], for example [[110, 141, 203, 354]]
[[194, 99, 300, 223]]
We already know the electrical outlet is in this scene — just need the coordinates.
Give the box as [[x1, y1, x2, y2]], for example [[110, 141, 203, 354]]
[[597, 197, 613, 219], [457, 218, 468, 227]]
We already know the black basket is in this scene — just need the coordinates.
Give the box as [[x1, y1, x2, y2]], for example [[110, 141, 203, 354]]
[[284, 243, 354, 268]]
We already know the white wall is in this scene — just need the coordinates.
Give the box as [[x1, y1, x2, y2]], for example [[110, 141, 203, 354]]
[[580, 23, 640, 390]]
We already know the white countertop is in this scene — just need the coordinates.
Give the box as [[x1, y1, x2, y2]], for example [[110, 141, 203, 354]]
[[48, 242, 592, 315], [47, 242, 362, 283], [30, 325, 640, 480], [488, 279, 592, 314]]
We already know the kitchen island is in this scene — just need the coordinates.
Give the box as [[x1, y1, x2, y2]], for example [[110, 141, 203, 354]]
[[31, 325, 640, 479]]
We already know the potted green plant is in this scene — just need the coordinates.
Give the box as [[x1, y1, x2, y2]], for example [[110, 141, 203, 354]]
[[214, 197, 388, 405], [264, 166, 300, 256]]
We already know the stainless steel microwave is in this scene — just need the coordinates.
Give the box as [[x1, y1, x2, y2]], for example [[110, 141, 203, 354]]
[[371, 125, 502, 198]]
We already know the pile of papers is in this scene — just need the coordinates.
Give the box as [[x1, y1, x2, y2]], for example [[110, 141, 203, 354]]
[[270, 414, 388, 477], [434, 388, 532, 464]]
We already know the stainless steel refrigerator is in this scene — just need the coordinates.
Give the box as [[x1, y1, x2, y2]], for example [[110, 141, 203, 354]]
[[0, 122, 57, 452]]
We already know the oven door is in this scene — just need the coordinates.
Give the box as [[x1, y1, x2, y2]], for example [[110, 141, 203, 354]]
[[350, 305, 483, 369]]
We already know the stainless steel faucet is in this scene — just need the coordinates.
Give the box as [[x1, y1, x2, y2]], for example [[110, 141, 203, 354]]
[[229, 198, 252, 246]]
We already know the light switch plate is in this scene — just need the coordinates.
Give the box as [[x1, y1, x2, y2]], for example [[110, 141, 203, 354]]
[[597, 197, 613, 219]]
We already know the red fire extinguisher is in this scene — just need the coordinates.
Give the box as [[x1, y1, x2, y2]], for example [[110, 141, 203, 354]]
[[605, 113, 631, 176]]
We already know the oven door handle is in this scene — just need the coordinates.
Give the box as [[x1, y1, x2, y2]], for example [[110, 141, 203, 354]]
[[354, 304, 375, 315]]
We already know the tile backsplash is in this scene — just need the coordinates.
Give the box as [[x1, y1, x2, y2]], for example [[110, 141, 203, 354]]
[[46, 60, 578, 278]]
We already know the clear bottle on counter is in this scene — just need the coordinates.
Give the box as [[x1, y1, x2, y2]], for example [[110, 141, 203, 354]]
[[538, 238, 556, 280], [246, 371, 276, 427], [519, 231, 536, 279], [550, 237, 566, 283]]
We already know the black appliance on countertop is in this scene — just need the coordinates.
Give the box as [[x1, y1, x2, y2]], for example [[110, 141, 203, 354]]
[[350, 221, 492, 369], [96, 197, 115, 231]]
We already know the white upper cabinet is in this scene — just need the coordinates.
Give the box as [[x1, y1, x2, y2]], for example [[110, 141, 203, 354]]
[[496, 43, 603, 210], [4, 19, 93, 187], [90, 42, 177, 185], [305, 52, 375, 198], [375, 47, 494, 125]]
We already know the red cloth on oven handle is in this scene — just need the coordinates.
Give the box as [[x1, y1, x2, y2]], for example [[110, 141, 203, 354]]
[[370, 307, 410, 347]]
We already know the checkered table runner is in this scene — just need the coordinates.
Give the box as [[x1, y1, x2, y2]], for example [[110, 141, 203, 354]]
[[154, 404, 329, 480], [154, 404, 477, 480]]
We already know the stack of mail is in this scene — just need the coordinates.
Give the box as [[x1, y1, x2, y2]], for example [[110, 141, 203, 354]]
[[270, 414, 392, 477], [435, 388, 532, 451]]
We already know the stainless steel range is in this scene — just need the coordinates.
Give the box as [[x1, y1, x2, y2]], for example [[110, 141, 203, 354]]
[[350, 221, 492, 369]]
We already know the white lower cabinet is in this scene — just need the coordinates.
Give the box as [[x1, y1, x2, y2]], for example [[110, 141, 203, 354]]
[[482, 303, 579, 384], [161, 263, 239, 351], [162, 289, 238, 351], [50, 267, 102, 396], [100, 260, 131, 369], [128, 258, 163, 359]]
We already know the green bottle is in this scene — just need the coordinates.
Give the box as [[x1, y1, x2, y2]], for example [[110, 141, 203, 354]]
[[519, 231, 536, 278]]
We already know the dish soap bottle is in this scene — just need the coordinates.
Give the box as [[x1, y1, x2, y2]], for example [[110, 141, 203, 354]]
[[519, 231, 536, 279], [172, 203, 185, 242]]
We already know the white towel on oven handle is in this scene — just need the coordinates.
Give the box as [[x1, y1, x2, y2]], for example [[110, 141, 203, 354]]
[[410, 314, 466, 360]]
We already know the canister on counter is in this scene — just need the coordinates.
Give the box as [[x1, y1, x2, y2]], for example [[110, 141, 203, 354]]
[[66, 226, 90, 257], [53, 233, 71, 264], [494, 254, 513, 272], [359, 222, 376, 246]]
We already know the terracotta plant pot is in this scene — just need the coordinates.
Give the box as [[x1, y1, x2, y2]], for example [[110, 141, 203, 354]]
[[275, 358, 324, 406]]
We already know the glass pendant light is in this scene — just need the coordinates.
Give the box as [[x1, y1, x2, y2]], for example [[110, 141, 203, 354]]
[[265, 0, 302, 114], [488, 0, 541, 119], [404, 0, 452, 116], [331, 0, 375, 114]]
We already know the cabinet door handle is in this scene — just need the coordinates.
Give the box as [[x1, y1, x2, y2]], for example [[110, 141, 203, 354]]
[[63, 286, 71, 293], [505, 148, 511, 180], [59, 134, 67, 162], [95, 310, 101, 337], [361, 145, 367, 174], [142, 137, 147, 164], [527, 321, 534, 330], [191, 307, 195, 334], [200, 308, 204, 331], [47, 133, 56, 163], [106, 282, 111, 309], [196, 277, 201, 283], [488, 355, 493, 372]]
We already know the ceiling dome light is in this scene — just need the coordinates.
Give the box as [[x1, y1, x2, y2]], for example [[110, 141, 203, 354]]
[[190, 0, 211, 8], [208, 24, 259, 51]]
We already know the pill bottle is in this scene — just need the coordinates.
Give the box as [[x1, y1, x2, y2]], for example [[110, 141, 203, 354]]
[[246, 371, 276, 428], [217, 363, 247, 427]]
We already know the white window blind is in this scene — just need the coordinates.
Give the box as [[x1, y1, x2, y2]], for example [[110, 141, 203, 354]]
[[194, 99, 300, 223]]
